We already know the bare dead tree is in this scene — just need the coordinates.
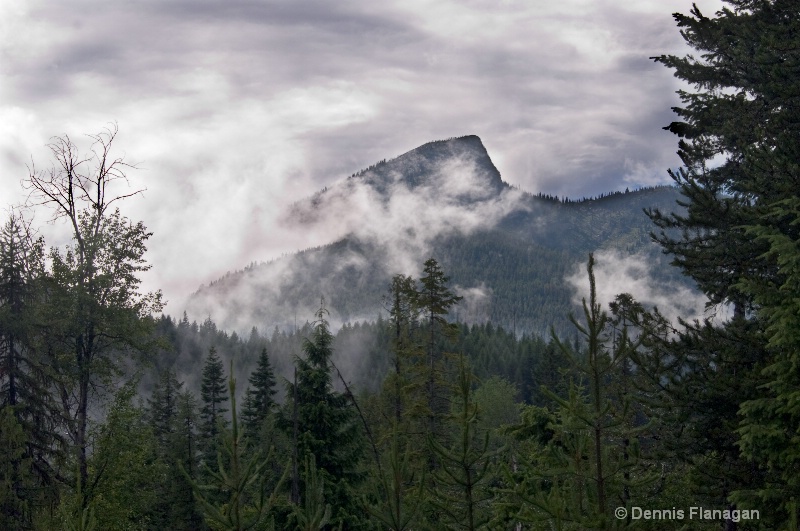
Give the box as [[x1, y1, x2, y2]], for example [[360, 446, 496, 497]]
[[22, 124, 162, 505], [23, 123, 144, 255]]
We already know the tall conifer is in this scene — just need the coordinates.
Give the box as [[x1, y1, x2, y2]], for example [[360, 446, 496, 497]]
[[148, 369, 183, 451], [283, 300, 366, 530], [649, 1, 800, 524], [0, 214, 62, 521], [416, 258, 462, 454], [241, 347, 277, 436], [200, 347, 228, 462]]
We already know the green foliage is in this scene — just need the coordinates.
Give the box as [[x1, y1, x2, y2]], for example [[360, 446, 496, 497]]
[[282, 300, 366, 530], [412, 258, 463, 461], [148, 368, 183, 450], [0, 406, 36, 530], [146, 372, 206, 530], [365, 422, 426, 531], [737, 196, 800, 516], [87, 380, 163, 530], [418, 258, 463, 339], [9, 23, 800, 525], [172, 389, 207, 530], [189, 362, 287, 531], [472, 376, 520, 450], [290, 455, 333, 531], [58, 470, 98, 531], [200, 346, 229, 463], [241, 347, 277, 436], [428, 357, 497, 530], [649, 1, 800, 525], [0, 214, 63, 523], [0, 214, 44, 407], [23, 126, 164, 502], [500, 257, 658, 529], [384, 274, 420, 424]]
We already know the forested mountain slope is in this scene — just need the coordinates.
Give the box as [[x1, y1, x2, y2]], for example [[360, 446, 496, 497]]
[[187, 135, 685, 337]]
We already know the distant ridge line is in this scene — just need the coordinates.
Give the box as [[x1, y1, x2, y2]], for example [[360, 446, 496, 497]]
[[530, 184, 676, 205]]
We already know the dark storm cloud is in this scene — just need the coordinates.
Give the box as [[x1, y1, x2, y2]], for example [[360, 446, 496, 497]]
[[0, 0, 724, 309]]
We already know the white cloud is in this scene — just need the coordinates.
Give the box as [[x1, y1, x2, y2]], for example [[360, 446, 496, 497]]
[[0, 0, 725, 309], [566, 249, 730, 326]]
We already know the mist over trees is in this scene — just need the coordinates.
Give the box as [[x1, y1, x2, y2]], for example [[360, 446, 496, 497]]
[[2, 1, 799, 528]]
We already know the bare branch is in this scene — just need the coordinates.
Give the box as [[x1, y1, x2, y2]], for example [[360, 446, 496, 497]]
[[23, 123, 145, 228]]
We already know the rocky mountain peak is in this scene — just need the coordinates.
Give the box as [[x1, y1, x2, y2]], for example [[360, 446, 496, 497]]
[[285, 135, 509, 226]]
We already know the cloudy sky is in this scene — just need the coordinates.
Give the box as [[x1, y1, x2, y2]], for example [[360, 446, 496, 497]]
[[0, 0, 724, 312]]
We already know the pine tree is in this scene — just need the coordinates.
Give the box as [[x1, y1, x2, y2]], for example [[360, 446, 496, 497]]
[[502, 256, 655, 528], [416, 258, 462, 456], [148, 369, 183, 451], [649, 1, 800, 524], [289, 455, 332, 531], [283, 300, 366, 530], [189, 362, 286, 531], [366, 421, 426, 531], [200, 347, 228, 464], [241, 347, 277, 437], [0, 214, 62, 521], [428, 356, 496, 530]]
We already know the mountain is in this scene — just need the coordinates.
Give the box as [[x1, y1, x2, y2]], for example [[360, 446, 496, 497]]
[[287, 135, 507, 224], [186, 135, 690, 337]]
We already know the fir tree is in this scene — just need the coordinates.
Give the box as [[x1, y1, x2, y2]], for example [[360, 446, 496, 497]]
[[189, 362, 286, 531], [649, 1, 800, 524], [416, 258, 462, 456], [0, 406, 36, 530], [384, 274, 419, 424], [241, 347, 277, 437], [145, 371, 208, 530], [173, 389, 205, 530], [200, 347, 228, 463], [148, 369, 183, 452], [0, 214, 62, 521], [428, 356, 497, 530], [283, 300, 366, 530]]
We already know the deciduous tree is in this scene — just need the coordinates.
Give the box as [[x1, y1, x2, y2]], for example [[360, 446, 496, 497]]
[[23, 124, 163, 505]]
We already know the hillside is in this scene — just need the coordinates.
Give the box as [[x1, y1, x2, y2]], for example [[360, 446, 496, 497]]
[[186, 136, 687, 337]]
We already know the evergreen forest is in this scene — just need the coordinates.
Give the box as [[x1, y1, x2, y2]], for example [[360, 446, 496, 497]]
[[2, 2, 799, 529]]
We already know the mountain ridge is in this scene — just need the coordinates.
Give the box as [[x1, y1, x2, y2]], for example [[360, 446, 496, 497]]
[[284, 135, 508, 227], [186, 136, 688, 336]]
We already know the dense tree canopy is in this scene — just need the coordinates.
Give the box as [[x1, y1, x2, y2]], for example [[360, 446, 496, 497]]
[[3, 4, 800, 527], [647, 0, 800, 524]]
